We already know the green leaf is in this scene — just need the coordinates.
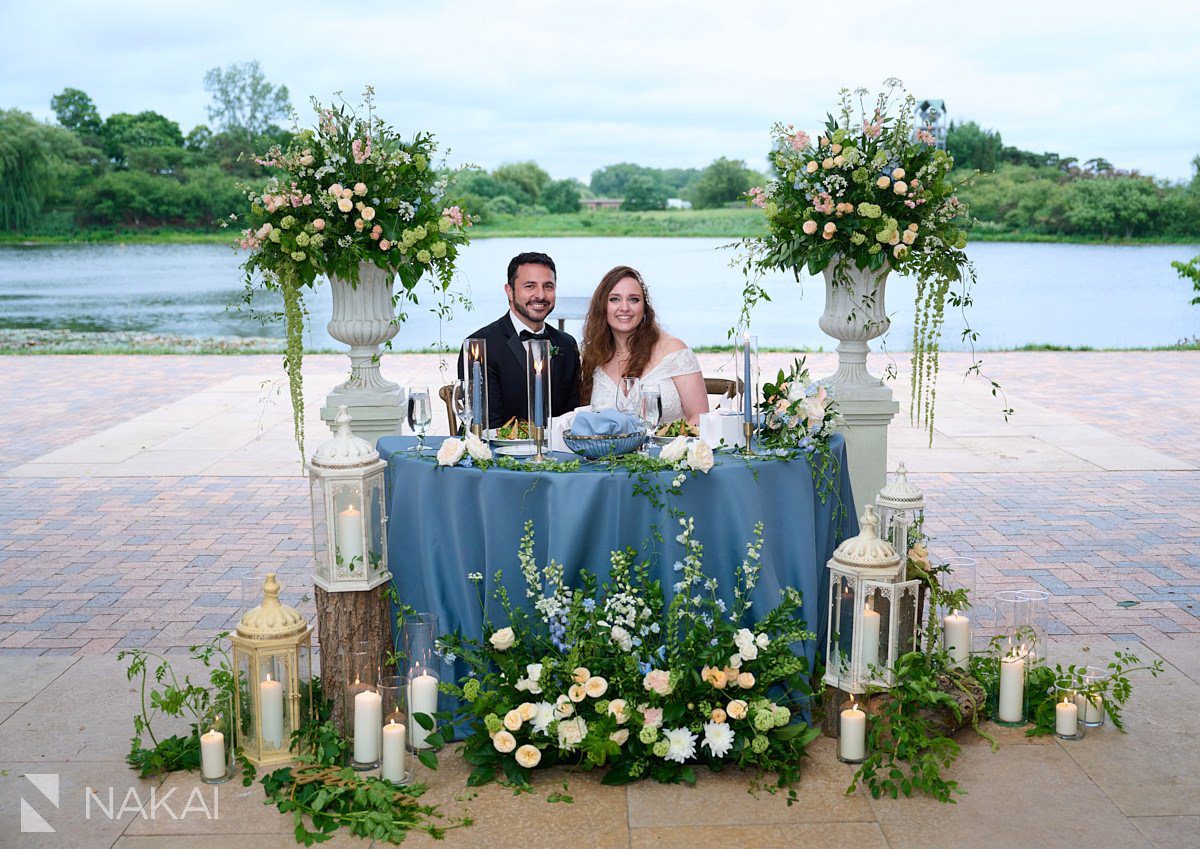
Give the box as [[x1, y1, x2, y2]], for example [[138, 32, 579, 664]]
[[417, 749, 439, 771], [467, 765, 496, 786], [413, 712, 435, 731]]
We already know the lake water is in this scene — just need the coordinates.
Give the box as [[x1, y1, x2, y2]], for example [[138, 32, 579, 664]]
[[1, 239, 1198, 350]]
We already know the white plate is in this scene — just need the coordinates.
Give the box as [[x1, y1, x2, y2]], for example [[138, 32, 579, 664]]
[[486, 428, 532, 446], [495, 443, 538, 457]]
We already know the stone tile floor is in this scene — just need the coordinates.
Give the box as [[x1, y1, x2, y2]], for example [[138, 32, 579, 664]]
[[1, 351, 1199, 847]]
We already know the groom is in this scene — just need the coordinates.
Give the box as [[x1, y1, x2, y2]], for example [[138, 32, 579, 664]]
[[462, 251, 581, 428]]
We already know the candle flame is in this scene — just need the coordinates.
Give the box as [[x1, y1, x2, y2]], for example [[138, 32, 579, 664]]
[[849, 696, 857, 710], [951, 608, 959, 617], [265, 674, 272, 682], [354, 677, 360, 685], [534, 358, 544, 374], [471, 342, 479, 359]]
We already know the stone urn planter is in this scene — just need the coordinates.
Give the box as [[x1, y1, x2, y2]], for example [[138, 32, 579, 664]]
[[816, 257, 898, 508], [320, 262, 406, 444], [818, 259, 892, 401]]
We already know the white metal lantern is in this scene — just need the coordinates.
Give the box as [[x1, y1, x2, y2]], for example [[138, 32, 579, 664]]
[[308, 405, 389, 592], [824, 505, 921, 693], [231, 573, 314, 767], [875, 461, 926, 577]]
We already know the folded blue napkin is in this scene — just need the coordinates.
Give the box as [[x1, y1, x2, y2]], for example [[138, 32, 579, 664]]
[[572, 409, 642, 435]]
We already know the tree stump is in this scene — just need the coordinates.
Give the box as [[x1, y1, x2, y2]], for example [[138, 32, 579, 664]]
[[313, 584, 393, 732], [822, 673, 986, 740]]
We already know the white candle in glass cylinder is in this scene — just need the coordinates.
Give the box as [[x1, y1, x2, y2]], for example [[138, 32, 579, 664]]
[[337, 504, 364, 565], [200, 727, 226, 779], [1056, 696, 1078, 736], [998, 645, 1026, 724], [408, 669, 439, 749], [839, 698, 866, 761], [942, 609, 970, 669], [381, 719, 407, 782], [353, 685, 382, 763], [1084, 693, 1104, 724], [860, 604, 881, 675], [260, 674, 284, 748]]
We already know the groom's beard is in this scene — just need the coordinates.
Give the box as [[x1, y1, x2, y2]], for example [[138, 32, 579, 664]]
[[513, 297, 554, 327]]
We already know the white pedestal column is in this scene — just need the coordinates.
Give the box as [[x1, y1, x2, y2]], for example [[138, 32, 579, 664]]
[[320, 262, 406, 445], [819, 259, 899, 510]]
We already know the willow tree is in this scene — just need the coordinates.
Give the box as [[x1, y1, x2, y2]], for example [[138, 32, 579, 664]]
[[0, 110, 80, 231]]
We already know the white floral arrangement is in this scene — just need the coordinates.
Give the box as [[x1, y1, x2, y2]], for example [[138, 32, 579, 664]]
[[438, 517, 820, 793]]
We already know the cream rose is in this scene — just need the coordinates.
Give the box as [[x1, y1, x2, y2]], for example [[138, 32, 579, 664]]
[[503, 709, 523, 731], [464, 432, 492, 462], [687, 440, 714, 473], [608, 698, 629, 724], [659, 436, 689, 464], [737, 672, 756, 689], [518, 702, 537, 722], [515, 744, 541, 768], [572, 666, 591, 684], [489, 627, 515, 651], [337, 197, 353, 213], [893, 181, 908, 195], [610, 728, 630, 746], [584, 676, 608, 698], [361, 206, 376, 221], [353, 182, 367, 196], [802, 219, 819, 235], [568, 683, 587, 703], [805, 160, 819, 173], [727, 699, 748, 720], [554, 695, 575, 718], [437, 437, 466, 466], [557, 716, 587, 750], [711, 707, 727, 723], [876, 176, 891, 189], [643, 669, 673, 696], [492, 730, 516, 753]]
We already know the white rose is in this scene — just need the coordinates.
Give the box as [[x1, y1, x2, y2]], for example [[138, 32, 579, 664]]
[[729, 653, 743, 669], [610, 625, 633, 651], [755, 633, 770, 649], [584, 676, 608, 698], [489, 627, 515, 651], [515, 744, 542, 768], [515, 662, 543, 694], [437, 437, 466, 466], [805, 399, 826, 428], [503, 709, 523, 731], [687, 440, 714, 473], [659, 435, 689, 463], [554, 695, 575, 718], [739, 642, 758, 661], [786, 381, 806, 402], [608, 698, 629, 724], [610, 728, 630, 746], [492, 730, 516, 753], [557, 717, 588, 750], [465, 432, 492, 461]]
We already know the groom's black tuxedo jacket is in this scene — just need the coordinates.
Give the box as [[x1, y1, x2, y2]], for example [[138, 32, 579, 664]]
[[459, 313, 581, 429]]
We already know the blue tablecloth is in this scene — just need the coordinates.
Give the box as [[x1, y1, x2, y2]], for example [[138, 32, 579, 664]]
[[377, 435, 856, 692]]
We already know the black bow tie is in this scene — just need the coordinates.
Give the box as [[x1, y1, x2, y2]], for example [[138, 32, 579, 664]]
[[518, 329, 545, 341]]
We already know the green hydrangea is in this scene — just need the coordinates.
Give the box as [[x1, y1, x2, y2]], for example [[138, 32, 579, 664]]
[[852, 168, 870, 185], [750, 735, 769, 754], [868, 243, 882, 254], [280, 215, 295, 230], [413, 225, 427, 240], [772, 706, 790, 727], [416, 250, 432, 264], [290, 251, 306, 262], [639, 726, 659, 745], [269, 230, 281, 243], [431, 241, 447, 259], [484, 713, 503, 734], [850, 232, 867, 245], [295, 233, 310, 247], [438, 217, 452, 233], [414, 154, 427, 170], [400, 230, 417, 247], [652, 740, 670, 757], [858, 203, 881, 219], [463, 678, 481, 702], [752, 709, 774, 732]]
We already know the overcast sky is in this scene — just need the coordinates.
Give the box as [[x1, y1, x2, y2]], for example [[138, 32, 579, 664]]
[[3, 0, 1198, 182]]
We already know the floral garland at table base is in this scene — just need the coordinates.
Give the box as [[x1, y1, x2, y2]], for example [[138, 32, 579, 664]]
[[438, 516, 821, 799]]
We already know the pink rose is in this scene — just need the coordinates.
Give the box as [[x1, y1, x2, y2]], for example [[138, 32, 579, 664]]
[[312, 218, 325, 231], [643, 669, 672, 696], [641, 706, 663, 728], [802, 220, 818, 235], [379, 240, 391, 251]]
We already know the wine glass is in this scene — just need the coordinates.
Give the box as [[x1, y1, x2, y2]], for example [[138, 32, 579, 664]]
[[407, 385, 432, 451], [617, 376, 639, 418], [452, 379, 471, 436], [639, 386, 661, 453]]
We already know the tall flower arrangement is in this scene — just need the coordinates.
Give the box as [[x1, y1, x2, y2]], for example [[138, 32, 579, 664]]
[[233, 87, 472, 453], [439, 518, 820, 796], [742, 79, 976, 436]]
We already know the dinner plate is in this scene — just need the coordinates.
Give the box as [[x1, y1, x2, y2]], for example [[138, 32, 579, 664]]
[[486, 429, 532, 447], [652, 433, 698, 445], [494, 443, 538, 457]]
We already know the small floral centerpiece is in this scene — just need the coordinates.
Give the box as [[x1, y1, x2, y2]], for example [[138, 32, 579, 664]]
[[233, 86, 472, 452], [742, 79, 976, 436], [756, 357, 837, 454], [438, 517, 820, 795]]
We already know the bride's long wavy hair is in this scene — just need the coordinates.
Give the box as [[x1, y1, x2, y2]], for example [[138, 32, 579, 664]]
[[580, 265, 663, 404]]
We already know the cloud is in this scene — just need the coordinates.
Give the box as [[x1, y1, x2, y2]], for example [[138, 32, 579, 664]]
[[2, 0, 1197, 181]]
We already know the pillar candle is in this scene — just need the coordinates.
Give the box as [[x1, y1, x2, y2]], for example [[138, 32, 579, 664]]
[[998, 646, 1026, 724], [1056, 697, 1078, 737], [533, 358, 545, 427], [381, 719, 407, 782], [200, 728, 226, 779], [337, 504, 363, 564], [1084, 694, 1104, 724], [259, 674, 284, 748], [353, 686, 382, 764], [741, 334, 752, 424], [408, 670, 439, 749], [941, 609, 970, 670], [839, 699, 866, 761], [860, 604, 881, 675], [471, 352, 483, 425]]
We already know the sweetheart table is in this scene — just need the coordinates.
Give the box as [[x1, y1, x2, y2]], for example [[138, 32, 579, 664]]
[[376, 435, 857, 691]]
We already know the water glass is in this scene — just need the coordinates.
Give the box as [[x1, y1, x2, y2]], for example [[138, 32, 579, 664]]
[[639, 386, 661, 452], [407, 385, 432, 451], [617, 376, 639, 418], [452, 379, 471, 436]]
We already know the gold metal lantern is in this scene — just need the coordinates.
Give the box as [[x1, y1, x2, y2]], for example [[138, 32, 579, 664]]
[[230, 573, 314, 767]]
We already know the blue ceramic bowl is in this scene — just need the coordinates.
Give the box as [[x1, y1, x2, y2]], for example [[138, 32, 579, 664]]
[[563, 430, 647, 459]]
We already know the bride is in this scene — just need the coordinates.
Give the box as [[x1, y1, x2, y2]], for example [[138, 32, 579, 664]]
[[580, 265, 709, 425]]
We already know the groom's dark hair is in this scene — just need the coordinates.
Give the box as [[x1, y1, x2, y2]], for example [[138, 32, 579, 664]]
[[506, 252, 556, 285]]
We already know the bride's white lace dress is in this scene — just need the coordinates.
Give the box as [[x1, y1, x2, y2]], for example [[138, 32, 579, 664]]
[[589, 347, 702, 423]]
